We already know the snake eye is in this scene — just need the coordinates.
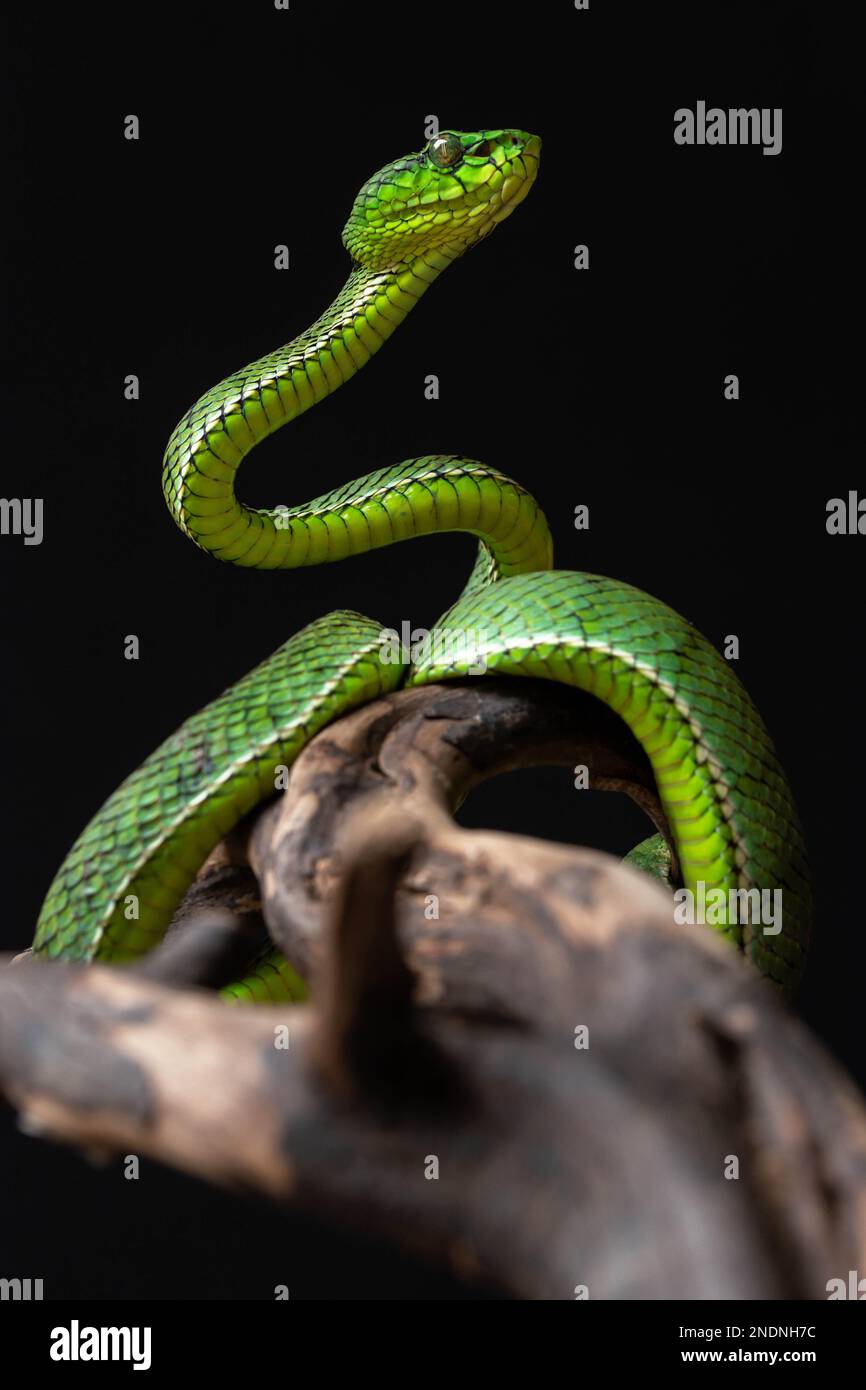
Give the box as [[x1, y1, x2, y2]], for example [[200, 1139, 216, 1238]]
[[428, 133, 463, 169]]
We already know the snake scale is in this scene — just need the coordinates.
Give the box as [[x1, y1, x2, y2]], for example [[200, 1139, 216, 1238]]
[[32, 129, 810, 996]]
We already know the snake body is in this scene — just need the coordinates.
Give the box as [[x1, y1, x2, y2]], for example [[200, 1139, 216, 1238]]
[[32, 129, 810, 994]]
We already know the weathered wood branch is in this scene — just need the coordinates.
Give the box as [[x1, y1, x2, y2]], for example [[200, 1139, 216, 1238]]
[[1, 680, 865, 1299]]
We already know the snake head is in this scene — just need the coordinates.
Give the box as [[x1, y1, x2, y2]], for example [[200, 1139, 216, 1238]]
[[342, 128, 541, 270]]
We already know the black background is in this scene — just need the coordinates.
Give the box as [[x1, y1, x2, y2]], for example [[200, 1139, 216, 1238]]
[[1, 1, 862, 1298]]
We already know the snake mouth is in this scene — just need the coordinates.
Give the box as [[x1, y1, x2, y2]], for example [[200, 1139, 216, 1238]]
[[342, 128, 541, 267]]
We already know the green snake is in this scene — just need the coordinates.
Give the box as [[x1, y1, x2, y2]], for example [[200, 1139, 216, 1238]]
[[32, 128, 810, 995]]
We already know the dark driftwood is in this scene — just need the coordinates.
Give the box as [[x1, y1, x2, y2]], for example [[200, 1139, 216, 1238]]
[[2, 679, 865, 1300]]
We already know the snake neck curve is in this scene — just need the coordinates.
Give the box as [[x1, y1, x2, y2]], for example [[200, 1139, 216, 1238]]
[[162, 254, 442, 566], [161, 246, 553, 583]]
